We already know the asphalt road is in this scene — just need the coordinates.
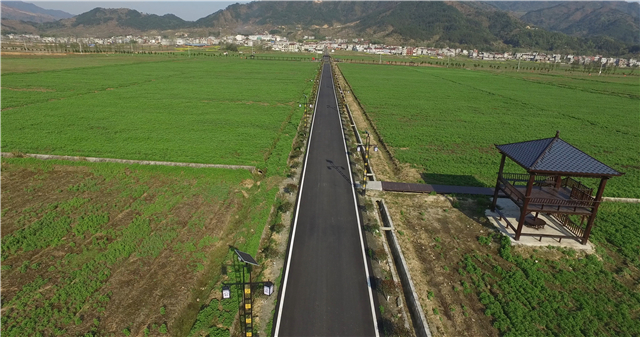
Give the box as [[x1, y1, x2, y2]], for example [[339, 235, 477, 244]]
[[273, 59, 378, 336]]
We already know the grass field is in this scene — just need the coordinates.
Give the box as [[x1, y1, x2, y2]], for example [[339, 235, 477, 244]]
[[2, 54, 318, 175], [339, 63, 640, 198], [0, 54, 172, 74]]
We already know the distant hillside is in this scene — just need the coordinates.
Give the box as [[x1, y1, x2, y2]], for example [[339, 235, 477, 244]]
[[1, 1, 72, 22], [485, 2, 566, 17], [196, 1, 392, 28], [191, 1, 638, 55], [2, 1, 638, 57], [71, 8, 188, 31], [520, 2, 640, 44]]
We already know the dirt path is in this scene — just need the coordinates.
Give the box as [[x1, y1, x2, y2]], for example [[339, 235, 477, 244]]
[[1, 152, 255, 171]]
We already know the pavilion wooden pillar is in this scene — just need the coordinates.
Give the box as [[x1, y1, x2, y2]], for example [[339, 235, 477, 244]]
[[581, 177, 608, 245], [515, 173, 537, 241], [491, 154, 506, 212], [554, 175, 563, 189]]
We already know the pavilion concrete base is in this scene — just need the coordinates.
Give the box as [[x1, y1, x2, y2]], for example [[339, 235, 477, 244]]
[[486, 198, 594, 252], [366, 181, 383, 191]]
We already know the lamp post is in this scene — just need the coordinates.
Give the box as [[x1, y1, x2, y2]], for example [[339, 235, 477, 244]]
[[221, 249, 274, 337], [303, 93, 309, 129], [303, 94, 308, 114], [363, 131, 371, 193]]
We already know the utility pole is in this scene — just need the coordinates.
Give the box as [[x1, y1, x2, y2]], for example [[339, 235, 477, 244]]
[[517, 58, 521, 72], [599, 61, 604, 76]]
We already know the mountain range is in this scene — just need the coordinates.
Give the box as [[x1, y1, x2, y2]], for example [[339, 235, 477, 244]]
[[2, 1, 638, 56], [1, 1, 72, 23]]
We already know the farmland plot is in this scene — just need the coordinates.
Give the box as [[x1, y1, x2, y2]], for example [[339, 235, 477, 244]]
[[0, 54, 172, 74], [2, 57, 318, 173], [339, 64, 639, 198], [0, 158, 281, 336]]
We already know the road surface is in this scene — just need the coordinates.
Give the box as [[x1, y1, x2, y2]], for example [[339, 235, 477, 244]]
[[273, 59, 378, 336]]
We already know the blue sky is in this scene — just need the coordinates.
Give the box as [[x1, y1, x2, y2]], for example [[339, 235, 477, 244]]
[[30, 1, 248, 21]]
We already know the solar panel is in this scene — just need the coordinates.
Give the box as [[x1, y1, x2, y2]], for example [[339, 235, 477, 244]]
[[235, 249, 259, 266]]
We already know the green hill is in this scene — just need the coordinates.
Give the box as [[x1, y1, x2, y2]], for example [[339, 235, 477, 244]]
[[3, 1, 638, 57], [520, 2, 640, 44], [72, 8, 189, 31]]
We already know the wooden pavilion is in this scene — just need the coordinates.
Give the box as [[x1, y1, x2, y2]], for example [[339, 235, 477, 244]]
[[491, 131, 623, 245]]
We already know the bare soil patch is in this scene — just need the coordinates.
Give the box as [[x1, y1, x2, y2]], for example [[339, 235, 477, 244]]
[[0, 159, 266, 337], [370, 191, 497, 336], [1, 87, 55, 92]]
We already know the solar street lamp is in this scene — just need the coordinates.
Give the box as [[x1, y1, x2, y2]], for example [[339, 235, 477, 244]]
[[221, 249, 273, 337], [235, 249, 259, 266]]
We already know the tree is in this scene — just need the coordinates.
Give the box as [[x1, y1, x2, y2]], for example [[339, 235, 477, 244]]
[[224, 43, 238, 52]]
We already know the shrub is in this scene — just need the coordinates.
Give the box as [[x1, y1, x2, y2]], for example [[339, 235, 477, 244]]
[[277, 201, 293, 213], [158, 324, 167, 334], [284, 183, 298, 194], [270, 222, 285, 233]]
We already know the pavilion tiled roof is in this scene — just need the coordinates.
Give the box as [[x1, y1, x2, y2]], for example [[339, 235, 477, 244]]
[[495, 132, 623, 177]]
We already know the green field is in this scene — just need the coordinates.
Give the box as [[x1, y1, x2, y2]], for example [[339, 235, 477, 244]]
[[462, 203, 640, 337], [0, 54, 172, 74], [339, 63, 640, 198], [2, 55, 318, 174]]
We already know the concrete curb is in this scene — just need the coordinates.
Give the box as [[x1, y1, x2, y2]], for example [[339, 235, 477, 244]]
[[377, 199, 433, 337], [602, 197, 640, 203], [1, 153, 256, 171]]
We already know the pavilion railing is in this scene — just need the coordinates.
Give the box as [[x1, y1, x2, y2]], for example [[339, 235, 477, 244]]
[[563, 177, 594, 202], [528, 197, 595, 209], [551, 214, 585, 238], [501, 173, 553, 186], [498, 176, 525, 205], [499, 173, 596, 209]]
